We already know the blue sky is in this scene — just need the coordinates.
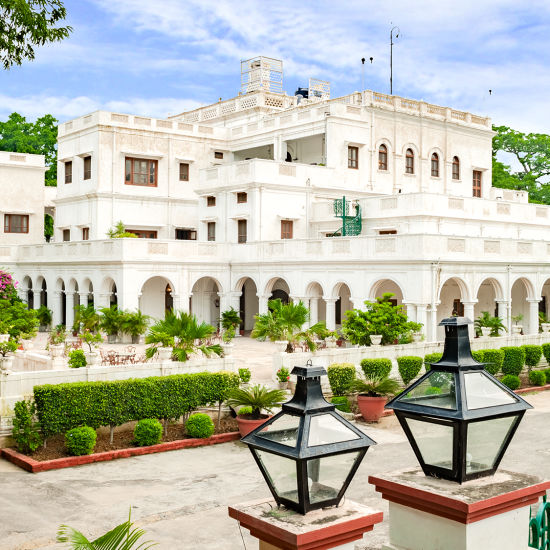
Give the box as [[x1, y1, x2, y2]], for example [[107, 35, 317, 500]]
[[1, 0, 549, 132]]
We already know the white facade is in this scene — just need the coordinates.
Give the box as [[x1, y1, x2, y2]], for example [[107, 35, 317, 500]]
[[5, 85, 550, 343]]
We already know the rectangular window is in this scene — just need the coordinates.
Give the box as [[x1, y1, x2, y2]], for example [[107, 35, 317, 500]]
[[207, 222, 216, 242], [378, 229, 397, 235], [348, 146, 358, 169], [179, 162, 189, 181], [237, 192, 248, 204], [63, 229, 70, 241], [64, 161, 72, 184], [175, 228, 196, 240], [473, 170, 482, 198], [281, 220, 293, 239], [83, 156, 91, 180], [214, 151, 224, 159], [207, 196, 216, 207], [238, 219, 247, 243], [82, 227, 89, 240], [4, 214, 29, 233], [124, 157, 158, 187], [453, 299, 464, 316], [126, 229, 158, 238]]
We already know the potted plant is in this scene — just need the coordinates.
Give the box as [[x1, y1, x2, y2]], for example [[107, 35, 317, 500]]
[[121, 309, 150, 344], [0, 339, 18, 370], [221, 326, 235, 356], [221, 307, 241, 338], [353, 374, 401, 422], [540, 312, 550, 333], [276, 366, 290, 390], [226, 384, 287, 437], [99, 305, 123, 343], [474, 311, 506, 337], [511, 314, 524, 335], [48, 324, 66, 357], [36, 305, 52, 332], [79, 329, 103, 366]]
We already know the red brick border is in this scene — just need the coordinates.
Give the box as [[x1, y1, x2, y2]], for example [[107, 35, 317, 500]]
[[516, 383, 550, 394], [1, 432, 240, 473]]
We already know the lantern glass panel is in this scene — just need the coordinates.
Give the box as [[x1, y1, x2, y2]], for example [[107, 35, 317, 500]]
[[255, 449, 298, 503], [256, 414, 301, 447], [464, 372, 517, 410], [399, 371, 457, 409], [466, 416, 517, 474], [405, 417, 454, 470], [307, 451, 361, 504], [308, 414, 361, 447]]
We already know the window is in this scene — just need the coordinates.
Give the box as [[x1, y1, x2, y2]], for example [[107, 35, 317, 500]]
[[83, 156, 91, 180], [4, 214, 29, 233], [452, 156, 460, 180], [126, 229, 158, 238], [238, 219, 247, 243], [405, 149, 414, 174], [207, 222, 216, 241], [175, 228, 196, 240], [124, 157, 158, 187], [214, 151, 224, 159], [64, 161, 72, 184], [207, 196, 216, 207], [237, 192, 248, 203], [348, 146, 358, 169], [179, 162, 189, 182], [452, 299, 464, 317], [378, 144, 388, 171], [431, 153, 439, 177], [281, 220, 293, 239], [82, 227, 89, 240], [473, 170, 482, 197], [63, 229, 70, 241], [378, 229, 397, 235]]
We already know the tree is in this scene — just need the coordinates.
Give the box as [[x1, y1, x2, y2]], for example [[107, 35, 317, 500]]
[[0, 0, 72, 70], [0, 112, 58, 185]]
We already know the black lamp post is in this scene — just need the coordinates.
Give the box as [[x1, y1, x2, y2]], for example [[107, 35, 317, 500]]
[[241, 363, 376, 514], [386, 317, 532, 483]]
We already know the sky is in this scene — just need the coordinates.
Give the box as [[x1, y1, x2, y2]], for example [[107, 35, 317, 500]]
[[1, 0, 550, 132]]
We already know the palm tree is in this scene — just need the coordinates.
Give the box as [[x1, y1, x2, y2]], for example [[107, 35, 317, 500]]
[[57, 509, 157, 549], [145, 310, 222, 361], [226, 385, 287, 419]]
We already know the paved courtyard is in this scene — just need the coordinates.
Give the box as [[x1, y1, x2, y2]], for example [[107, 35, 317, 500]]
[[1, 391, 550, 550]]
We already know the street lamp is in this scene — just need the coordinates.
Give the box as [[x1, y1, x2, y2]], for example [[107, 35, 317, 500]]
[[386, 317, 532, 483], [242, 362, 376, 514]]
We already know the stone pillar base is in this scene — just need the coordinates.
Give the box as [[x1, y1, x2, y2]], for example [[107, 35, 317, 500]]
[[229, 498, 383, 550], [369, 468, 550, 550]]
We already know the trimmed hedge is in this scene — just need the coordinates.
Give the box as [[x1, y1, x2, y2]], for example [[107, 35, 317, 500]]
[[471, 350, 484, 363], [542, 343, 550, 365], [501, 347, 526, 376], [65, 426, 96, 456], [186, 413, 215, 438], [331, 396, 351, 413], [327, 364, 356, 396], [397, 356, 423, 385], [134, 418, 163, 446], [68, 349, 87, 369], [522, 345, 542, 369], [501, 374, 521, 391], [34, 371, 239, 438], [528, 370, 546, 387], [481, 349, 505, 376], [360, 358, 392, 379], [423, 353, 443, 372]]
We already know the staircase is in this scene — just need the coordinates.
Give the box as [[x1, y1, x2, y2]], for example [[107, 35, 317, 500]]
[[330, 196, 362, 236]]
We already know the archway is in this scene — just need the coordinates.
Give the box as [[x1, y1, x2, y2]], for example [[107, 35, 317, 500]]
[[369, 279, 404, 305], [332, 282, 352, 328], [37, 277, 47, 308], [236, 277, 259, 332], [191, 276, 221, 325], [540, 278, 550, 320], [268, 278, 290, 304], [511, 278, 535, 333], [82, 278, 94, 307], [437, 277, 469, 339], [139, 276, 176, 321], [22, 276, 33, 309], [305, 282, 325, 326], [100, 277, 118, 309], [56, 279, 66, 326], [475, 278, 503, 321]]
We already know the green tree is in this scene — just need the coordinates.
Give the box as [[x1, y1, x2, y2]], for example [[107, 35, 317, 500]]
[[44, 213, 53, 241], [0, 0, 72, 70], [0, 112, 58, 185]]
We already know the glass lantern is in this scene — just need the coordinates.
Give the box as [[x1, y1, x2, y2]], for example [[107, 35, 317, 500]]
[[386, 317, 532, 483], [241, 363, 376, 514]]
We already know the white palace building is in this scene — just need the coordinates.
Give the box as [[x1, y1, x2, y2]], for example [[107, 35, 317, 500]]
[[3, 56, 550, 342]]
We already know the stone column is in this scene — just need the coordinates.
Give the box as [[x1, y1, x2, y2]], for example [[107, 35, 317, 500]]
[[324, 297, 337, 331], [350, 296, 367, 311], [402, 302, 417, 322], [171, 293, 190, 313], [528, 299, 541, 335], [78, 291, 88, 307], [309, 298, 319, 326], [52, 291, 63, 326], [415, 304, 429, 339], [257, 294, 270, 315], [65, 291, 75, 330], [497, 300, 510, 335], [462, 301, 477, 338]]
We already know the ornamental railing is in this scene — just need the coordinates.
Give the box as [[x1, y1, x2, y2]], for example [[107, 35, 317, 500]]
[[529, 494, 550, 549]]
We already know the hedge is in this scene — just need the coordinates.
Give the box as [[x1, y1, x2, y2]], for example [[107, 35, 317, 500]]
[[424, 353, 443, 372], [397, 356, 423, 385], [331, 396, 351, 413], [542, 343, 550, 365], [521, 345, 542, 370], [501, 374, 521, 391], [327, 364, 356, 396], [501, 347, 526, 377], [360, 358, 392, 379], [481, 349, 505, 376], [34, 371, 239, 438], [528, 370, 546, 387], [471, 350, 484, 363]]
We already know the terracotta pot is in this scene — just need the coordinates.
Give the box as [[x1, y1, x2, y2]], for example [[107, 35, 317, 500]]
[[357, 395, 387, 422], [236, 415, 271, 437]]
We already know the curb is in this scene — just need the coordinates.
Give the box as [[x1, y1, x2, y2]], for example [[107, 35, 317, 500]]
[[515, 384, 550, 395], [1, 432, 241, 473]]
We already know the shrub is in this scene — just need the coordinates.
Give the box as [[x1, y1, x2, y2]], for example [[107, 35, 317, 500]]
[[500, 374, 521, 391], [11, 399, 42, 454], [238, 406, 253, 416], [65, 426, 96, 456], [542, 343, 550, 364], [397, 356, 423, 385], [471, 350, 484, 363], [238, 367, 251, 384], [134, 418, 163, 446], [276, 367, 290, 383], [501, 346, 526, 376], [68, 349, 87, 369], [423, 352, 443, 372], [529, 370, 546, 386], [327, 364, 356, 396], [186, 413, 215, 438], [481, 349, 505, 376], [522, 345, 542, 370], [331, 396, 351, 413], [360, 358, 392, 379], [424, 386, 442, 395], [544, 368, 550, 383]]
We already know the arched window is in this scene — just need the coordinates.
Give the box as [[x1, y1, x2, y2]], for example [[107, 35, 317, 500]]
[[452, 156, 460, 180], [378, 144, 388, 171], [405, 148, 414, 174], [431, 153, 439, 177]]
